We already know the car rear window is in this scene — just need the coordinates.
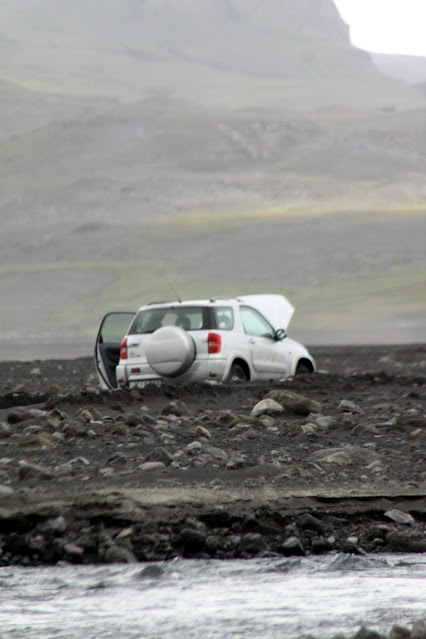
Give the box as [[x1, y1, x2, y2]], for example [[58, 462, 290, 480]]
[[213, 307, 234, 330], [130, 306, 209, 334]]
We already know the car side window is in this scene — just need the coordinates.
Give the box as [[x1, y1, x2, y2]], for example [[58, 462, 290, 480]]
[[213, 307, 234, 330], [240, 306, 276, 339]]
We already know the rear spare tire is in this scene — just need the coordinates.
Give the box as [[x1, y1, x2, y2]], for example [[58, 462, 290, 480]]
[[145, 326, 196, 377]]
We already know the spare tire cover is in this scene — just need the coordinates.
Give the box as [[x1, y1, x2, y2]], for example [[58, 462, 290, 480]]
[[145, 326, 196, 377]]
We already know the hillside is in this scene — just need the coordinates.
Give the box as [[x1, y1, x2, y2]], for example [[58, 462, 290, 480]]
[[0, 0, 418, 107], [0, 0, 425, 352]]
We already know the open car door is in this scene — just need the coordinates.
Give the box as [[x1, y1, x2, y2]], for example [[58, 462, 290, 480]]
[[95, 312, 135, 389]]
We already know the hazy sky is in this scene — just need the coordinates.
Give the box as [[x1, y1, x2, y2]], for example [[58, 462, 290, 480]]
[[334, 0, 426, 56]]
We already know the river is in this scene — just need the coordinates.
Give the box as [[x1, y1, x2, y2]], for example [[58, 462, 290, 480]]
[[1, 554, 425, 638]]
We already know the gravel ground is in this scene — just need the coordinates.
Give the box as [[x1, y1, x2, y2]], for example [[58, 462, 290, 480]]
[[0, 344, 425, 566]]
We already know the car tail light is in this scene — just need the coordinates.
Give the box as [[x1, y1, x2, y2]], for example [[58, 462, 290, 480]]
[[208, 332, 221, 354], [120, 337, 128, 360]]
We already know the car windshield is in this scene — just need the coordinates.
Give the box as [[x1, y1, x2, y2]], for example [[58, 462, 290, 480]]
[[130, 306, 208, 334]]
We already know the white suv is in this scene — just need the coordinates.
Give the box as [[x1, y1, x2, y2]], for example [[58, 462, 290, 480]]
[[95, 294, 316, 389]]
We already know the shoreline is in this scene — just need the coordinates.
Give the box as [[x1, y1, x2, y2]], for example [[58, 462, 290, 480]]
[[1, 484, 425, 567]]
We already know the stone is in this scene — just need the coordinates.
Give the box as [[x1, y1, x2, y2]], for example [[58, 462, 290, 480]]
[[161, 400, 189, 417], [384, 509, 415, 525], [353, 626, 385, 639], [278, 536, 305, 556], [85, 386, 101, 396], [389, 625, 411, 639], [0, 422, 11, 438], [186, 441, 202, 455], [45, 409, 67, 428], [266, 390, 321, 415], [203, 445, 228, 463], [195, 425, 212, 439], [385, 530, 426, 552], [175, 528, 206, 555], [313, 415, 336, 430], [297, 513, 324, 534], [116, 526, 134, 540], [316, 450, 353, 466], [138, 462, 166, 472], [54, 463, 73, 476], [68, 457, 90, 469], [145, 446, 175, 466], [47, 384, 64, 395], [411, 620, 426, 639], [7, 408, 46, 424], [75, 407, 101, 422], [251, 399, 284, 418], [238, 533, 267, 555], [18, 461, 57, 480], [338, 399, 363, 415], [39, 516, 67, 535], [18, 433, 57, 450], [0, 484, 14, 497], [310, 446, 380, 466], [311, 537, 333, 554], [108, 452, 128, 465], [104, 546, 137, 563], [64, 543, 84, 559], [226, 456, 246, 469]]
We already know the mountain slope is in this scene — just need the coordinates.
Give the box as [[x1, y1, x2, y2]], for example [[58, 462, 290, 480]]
[[0, 0, 425, 348], [0, 0, 419, 107]]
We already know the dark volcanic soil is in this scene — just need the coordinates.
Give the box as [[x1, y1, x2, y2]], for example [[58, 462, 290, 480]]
[[0, 344, 425, 566]]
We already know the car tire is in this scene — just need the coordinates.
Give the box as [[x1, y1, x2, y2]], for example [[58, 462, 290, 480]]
[[295, 361, 312, 375], [146, 326, 196, 377], [226, 363, 248, 382]]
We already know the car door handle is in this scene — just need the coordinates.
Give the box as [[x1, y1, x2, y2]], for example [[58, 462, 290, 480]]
[[249, 338, 256, 344]]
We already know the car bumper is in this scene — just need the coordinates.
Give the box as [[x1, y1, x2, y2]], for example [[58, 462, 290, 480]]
[[120, 358, 227, 387]]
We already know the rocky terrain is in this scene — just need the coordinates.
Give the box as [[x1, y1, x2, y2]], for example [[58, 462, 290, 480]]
[[0, 344, 425, 567]]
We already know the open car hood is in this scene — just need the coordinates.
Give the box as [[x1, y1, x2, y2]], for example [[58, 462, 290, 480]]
[[238, 294, 295, 331]]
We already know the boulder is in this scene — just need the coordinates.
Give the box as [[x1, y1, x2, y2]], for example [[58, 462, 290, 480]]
[[384, 509, 415, 526], [385, 530, 426, 552], [278, 535, 305, 556], [175, 528, 206, 555], [266, 390, 321, 415], [238, 533, 267, 555], [104, 545, 137, 563], [411, 620, 426, 639], [251, 399, 284, 418]]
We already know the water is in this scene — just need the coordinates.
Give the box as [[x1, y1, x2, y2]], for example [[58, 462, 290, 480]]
[[0, 555, 425, 639]]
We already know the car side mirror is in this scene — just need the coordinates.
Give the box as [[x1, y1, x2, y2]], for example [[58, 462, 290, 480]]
[[275, 328, 286, 341]]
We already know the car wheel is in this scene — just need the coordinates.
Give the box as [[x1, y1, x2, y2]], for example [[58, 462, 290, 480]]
[[146, 326, 195, 377], [226, 363, 248, 382], [295, 361, 312, 375]]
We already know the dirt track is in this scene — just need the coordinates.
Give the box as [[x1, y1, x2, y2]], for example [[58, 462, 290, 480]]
[[0, 344, 425, 565]]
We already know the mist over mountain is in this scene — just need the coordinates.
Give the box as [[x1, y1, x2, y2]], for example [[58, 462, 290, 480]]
[[371, 53, 426, 85], [0, 0, 409, 105], [1, 0, 425, 350]]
